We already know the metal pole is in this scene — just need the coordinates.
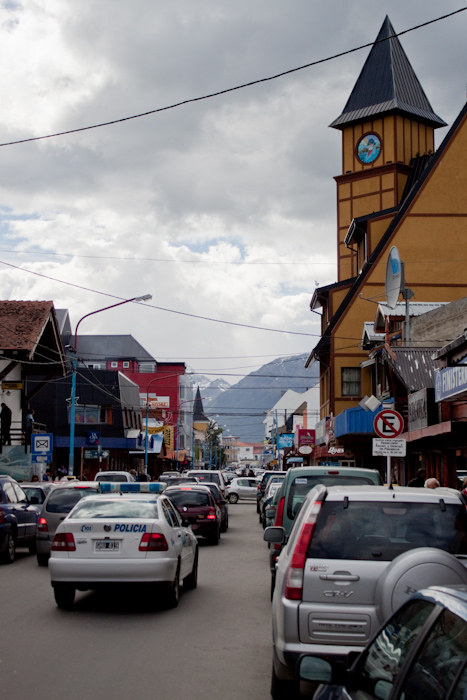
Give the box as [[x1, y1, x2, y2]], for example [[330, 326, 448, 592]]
[[68, 354, 77, 476], [176, 411, 180, 470], [144, 397, 149, 472]]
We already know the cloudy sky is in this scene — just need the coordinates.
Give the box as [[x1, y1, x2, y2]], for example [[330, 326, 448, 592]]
[[0, 1, 465, 384]]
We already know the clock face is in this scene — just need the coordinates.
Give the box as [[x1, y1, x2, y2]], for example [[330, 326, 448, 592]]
[[357, 133, 381, 164]]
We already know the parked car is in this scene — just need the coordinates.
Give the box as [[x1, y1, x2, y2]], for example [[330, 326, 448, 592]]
[[21, 482, 55, 506], [94, 470, 135, 482], [160, 477, 199, 486], [200, 482, 229, 532], [225, 477, 259, 504], [268, 465, 383, 598], [256, 471, 287, 513], [300, 584, 467, 700], [263, 485, 282, 530], [264, 484, 467, 699], [49, 487, 198, 609], [259, 481, 282, 528], [165, 485, 222, 545], [36, 481, 100, 566], [0, 475, 40, 563], [188, 470, 227, 495]]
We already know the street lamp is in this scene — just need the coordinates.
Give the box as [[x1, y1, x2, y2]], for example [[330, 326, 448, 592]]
[[68, 294, 152, 476]]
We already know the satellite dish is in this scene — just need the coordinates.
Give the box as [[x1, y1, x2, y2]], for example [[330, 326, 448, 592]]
[[385, 246, 402, 309]]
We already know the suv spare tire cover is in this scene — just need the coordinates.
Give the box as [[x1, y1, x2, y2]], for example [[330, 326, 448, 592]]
[[375, 547, 467, 622]]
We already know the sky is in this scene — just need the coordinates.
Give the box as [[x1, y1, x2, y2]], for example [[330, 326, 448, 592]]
[[0, 1, 465, 385]]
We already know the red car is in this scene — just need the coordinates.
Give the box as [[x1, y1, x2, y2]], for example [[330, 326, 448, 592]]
[[165, 485, 222, 546]]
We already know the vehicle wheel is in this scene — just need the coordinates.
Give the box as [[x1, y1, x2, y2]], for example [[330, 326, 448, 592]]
[[184, 551, 198, 590], [220, 518, 227, 533], [271, 663, 299, 700], [54, 585, 75, 609], [28, 541, 37, 555], [209, 528, 220, 546], [228, 493, 239, 504], [165, 569, 180, 608], [37, 553, 49, 567], [256, 501, 260, 513], [262, 514, 267, 529], [0, 532, 16, 564], [270, 572, 276, 601], [259, 511, 263, 523]]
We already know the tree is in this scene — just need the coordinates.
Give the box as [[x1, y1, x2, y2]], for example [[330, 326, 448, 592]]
[[206, 420, 226, 467]]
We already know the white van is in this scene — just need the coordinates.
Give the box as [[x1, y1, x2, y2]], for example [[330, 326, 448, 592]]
[[94, 471, 135, 482]]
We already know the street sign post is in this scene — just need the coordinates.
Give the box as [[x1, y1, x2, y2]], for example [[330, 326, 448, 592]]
[[373, 410, 405, 487]]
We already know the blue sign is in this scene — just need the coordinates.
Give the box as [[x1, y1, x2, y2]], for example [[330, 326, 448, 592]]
[[435, 367, 467, 402], [32, 433, 53, 454], [87, 430, 100, 445], [277, 433, 294, 449]]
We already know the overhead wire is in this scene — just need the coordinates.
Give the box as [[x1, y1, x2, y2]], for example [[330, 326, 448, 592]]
[[0, 8, 464, 148]]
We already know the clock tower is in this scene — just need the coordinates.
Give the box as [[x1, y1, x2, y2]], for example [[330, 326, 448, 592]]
[[330, 16, 446, 282]]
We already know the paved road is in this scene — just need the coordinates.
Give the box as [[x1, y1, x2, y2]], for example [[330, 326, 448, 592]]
[[2, 501, 273, 700]]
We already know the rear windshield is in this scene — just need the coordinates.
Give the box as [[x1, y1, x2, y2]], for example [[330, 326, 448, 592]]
[[70, 499, 158, 519], [95, 473, 130, 482], [191, 473, 220, 486], [22, 487, 47, 504], [164, 477, 199, 486], [287, 475, 380, 520], [46, 487, 99, 513], [168, 491, 211, 507], [307, 500, 467, 561]]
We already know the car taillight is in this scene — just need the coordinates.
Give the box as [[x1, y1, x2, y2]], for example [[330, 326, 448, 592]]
[[51, 533, 76, 551], [285, 500, 322, 601], [0, 510, 4, 524], [38, 517, 48, 532], [139, 533, 168, 551], [207, 509, 216, 520]]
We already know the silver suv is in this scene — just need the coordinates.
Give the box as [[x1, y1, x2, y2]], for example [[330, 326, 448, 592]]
[[264, 484, 467, 699]]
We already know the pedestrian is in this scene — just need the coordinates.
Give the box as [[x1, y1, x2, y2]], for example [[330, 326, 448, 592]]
[[424, 478, 440, 489], [0, 402, 12, 445], [43, 468, 53, 481], [57, 464, 67, 478], [25, 408, 34, 445], [407, 468, 427, 487], [31, 474, 39, 482]]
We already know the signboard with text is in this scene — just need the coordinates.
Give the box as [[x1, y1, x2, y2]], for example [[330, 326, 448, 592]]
[[372, 438, 406, 457]]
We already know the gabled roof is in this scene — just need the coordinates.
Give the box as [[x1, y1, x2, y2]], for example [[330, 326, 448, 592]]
[[310, 277, 355, 310], [374, 302, 448, 331], [310, 100, 467, 360], [71, 334, 155, 362], [330, 16, 446, 130], [0, 301, 64, 362], [382, 347, 438, 392]]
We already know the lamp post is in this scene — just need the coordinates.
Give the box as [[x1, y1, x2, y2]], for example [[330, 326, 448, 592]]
[[68, 294, 152, 476]]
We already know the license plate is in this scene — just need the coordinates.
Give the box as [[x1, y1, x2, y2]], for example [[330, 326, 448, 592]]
[[95, 540, 119, 551]]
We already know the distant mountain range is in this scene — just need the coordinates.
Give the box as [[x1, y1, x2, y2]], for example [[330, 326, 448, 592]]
[[191, 354, 319, 442]]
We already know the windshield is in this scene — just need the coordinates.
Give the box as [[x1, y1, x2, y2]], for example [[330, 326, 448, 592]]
[[191, 473, 220, 486], [287, 475, 380, 520], [167, 491, 211, 507], [308, 500, 467, 561], [70, 499, 158, 519], [46, 487, 99, 513], [95, 473, 130, 482]]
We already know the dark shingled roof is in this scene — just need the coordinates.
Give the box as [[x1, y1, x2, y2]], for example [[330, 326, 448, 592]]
[[382, 347, 438, 392], [330, 16, 446, 129], [193, 386, 209, 423]]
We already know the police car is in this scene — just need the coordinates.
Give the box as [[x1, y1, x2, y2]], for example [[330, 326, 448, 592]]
[[48, 482, 198, 609]]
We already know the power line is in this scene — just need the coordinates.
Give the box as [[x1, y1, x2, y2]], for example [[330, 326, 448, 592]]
[[0, 8, 463, 148]]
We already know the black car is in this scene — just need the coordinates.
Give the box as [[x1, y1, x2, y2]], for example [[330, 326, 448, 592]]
[[0, 476, 39, 563], [301, 584, 467, 700]]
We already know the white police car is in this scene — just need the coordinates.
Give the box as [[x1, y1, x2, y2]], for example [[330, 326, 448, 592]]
[[48, 482, 198, 609]]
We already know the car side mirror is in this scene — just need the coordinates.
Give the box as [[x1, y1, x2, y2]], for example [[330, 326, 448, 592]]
[[299, 656, 333, 683], [265, 507, 276, 518], [263, 526, 286, 544]]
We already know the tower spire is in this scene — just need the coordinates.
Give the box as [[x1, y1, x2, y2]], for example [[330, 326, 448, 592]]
[[330, 16, 446, 129]]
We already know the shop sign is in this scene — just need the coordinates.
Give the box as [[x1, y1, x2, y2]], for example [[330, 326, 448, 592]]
[[277, 433, 294, 449], [408, 388, 436, 431], [295, 428, 315, 447], [2, 381, 22, 390], [141, 395, 170, 408], [435, 367, 467, 402]]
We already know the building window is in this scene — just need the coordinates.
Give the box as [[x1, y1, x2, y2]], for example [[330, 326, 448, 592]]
[[68, 404, 110, 424], [342, 368, 361, 397], [123, 361, 130, 368], [139, 362, 156, 373], [111, 362, 118, 368]]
